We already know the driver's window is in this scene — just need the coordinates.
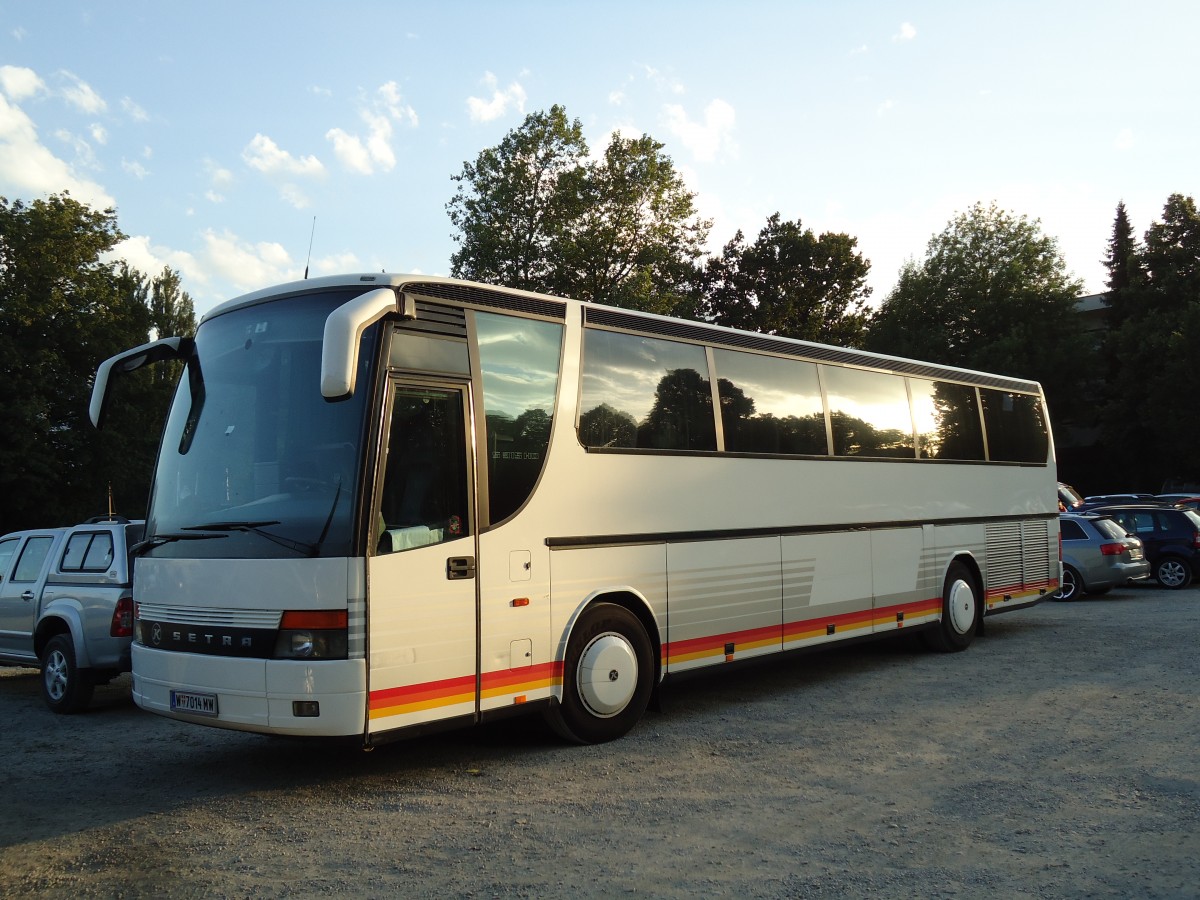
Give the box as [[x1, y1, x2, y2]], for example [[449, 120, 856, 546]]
[[376, 386, 470, 554]]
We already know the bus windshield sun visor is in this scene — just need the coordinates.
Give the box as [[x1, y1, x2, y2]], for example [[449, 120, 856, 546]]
[[321, 288, 416, 400], [90, 336, 195, 429]]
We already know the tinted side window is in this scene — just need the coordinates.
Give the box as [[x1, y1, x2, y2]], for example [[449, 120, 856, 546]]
[[980, 389, 1048, 464], [822, 366, 915, 458], [910, 380, 986, 461], [0, 537, 18, 579], [476, 312, 563, 525], [712, 349, 827, 455], [13, 537, 54, 582], [1092, 518, 1129, 541], [580, 329, 715, 452], [1059, 520, 1087, 541]]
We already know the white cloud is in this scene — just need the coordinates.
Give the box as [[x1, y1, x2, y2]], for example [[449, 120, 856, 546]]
[[642, 65, 685, 96], [851, 44, 869, 55], [242, 133, 324, 177], [112, 234, 203, 286], [466, 72, 527, 123], [1114, 128, 1135, 151], [661, 99, 737, 163], [90, 123, 107, 144], [326, 127, 373, 174], [54, 128, 100, 169], [893, 22, 917, 42], [121, 97, 149, 122], [313, 251, 362, 275], [204, 158, 233, 186], [326, 82, 417, 174], [59, 70, 107, 114], [376, 81, 418, 126], [0, 93, 114, 207], [205, 189, 224, 204], [877, 99, 896, 117], [279, 183, 310, 209], [122, 158, 149, 179], [0, 65, 45, 100], [201, 228, 297, 290], [608, 90, 626, 106]]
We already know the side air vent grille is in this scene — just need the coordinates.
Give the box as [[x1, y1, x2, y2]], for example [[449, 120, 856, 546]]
[[396, 301, 467, 338], [405, 282, 567, 320]]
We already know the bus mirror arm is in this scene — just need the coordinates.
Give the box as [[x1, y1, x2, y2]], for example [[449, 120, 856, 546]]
[[90, 336, 194, 429], [321, 288, 413, 400]]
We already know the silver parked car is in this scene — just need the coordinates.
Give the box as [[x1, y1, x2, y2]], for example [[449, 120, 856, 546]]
[[1057, 513, 1150, 600]]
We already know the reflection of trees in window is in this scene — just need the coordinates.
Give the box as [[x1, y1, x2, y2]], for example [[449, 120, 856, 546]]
[[487, 407, 553, 522], [638, 368, 716, 450], [919, 382, 985, 460], [578, 402, 638, 448], [979, 390, 1048, 463], [476, 312, 562, 525], [578, 368, 715, 451], [830, 412, 913, 457], [720, 378, 828, 454]]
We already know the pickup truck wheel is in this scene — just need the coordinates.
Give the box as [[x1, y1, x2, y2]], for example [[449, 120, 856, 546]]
[[41, 634, 94, 714]]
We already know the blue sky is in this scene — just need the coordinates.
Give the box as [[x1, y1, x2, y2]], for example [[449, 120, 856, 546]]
[[1, 2, 1197, 318]]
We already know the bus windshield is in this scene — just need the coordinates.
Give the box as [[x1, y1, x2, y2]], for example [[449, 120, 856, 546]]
[[145, 290, 377, 559]]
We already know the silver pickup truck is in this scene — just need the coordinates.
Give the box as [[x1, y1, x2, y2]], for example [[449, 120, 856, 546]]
[[0, 518, 143, 713]]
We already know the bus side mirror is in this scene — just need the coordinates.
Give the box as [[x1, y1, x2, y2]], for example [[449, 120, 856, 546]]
[[90, 336, 194, 429], [321, 288, 414, 400]]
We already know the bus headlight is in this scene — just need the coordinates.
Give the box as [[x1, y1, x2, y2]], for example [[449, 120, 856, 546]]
[[272, 610, 349, 660]]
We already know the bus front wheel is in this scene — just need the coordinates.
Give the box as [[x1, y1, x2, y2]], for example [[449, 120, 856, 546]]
[[546, 603, 654, 744], [924, 561, 979, 653]]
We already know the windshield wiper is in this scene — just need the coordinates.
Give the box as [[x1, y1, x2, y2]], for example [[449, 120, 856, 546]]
[[131, 531, 228, 558], [183, 520, 315, 556]]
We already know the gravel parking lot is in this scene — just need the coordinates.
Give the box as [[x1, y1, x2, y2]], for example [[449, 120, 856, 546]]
[[2, 583, 1197, 899]]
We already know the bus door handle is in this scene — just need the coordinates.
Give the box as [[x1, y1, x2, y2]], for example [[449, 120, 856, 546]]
[[447, 556, 476, 580]]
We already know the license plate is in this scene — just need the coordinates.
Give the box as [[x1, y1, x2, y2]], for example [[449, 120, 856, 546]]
[[171, 689, 219, 717]]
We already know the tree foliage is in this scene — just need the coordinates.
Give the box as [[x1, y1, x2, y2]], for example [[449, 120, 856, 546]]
[[1100, 194, 1200, 487], [0, 194, 196, 533], [448, 106, 709, 314], [697, 213, 871, 345], [864, 202, 1089, 419], [447, 106, 586, 293]]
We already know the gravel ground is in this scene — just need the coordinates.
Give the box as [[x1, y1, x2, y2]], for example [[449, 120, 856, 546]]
[[1, 582, 1197, 899]]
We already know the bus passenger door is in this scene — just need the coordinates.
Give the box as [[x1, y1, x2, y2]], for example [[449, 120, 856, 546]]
[[365, 381, 479, 736]]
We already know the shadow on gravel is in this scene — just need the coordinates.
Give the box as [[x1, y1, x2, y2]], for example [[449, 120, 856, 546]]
[[0, 613, 1052, 851]]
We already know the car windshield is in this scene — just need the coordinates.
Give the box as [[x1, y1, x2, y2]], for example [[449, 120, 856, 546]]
[[1092, 517, 1130, 541], [145, 289, 378, 559]]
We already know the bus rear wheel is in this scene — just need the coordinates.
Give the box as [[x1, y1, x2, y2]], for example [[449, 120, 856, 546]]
[[924, 561, 979, 653], [546, 603, 653, 744]]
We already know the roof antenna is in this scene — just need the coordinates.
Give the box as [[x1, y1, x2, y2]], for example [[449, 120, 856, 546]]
[[303, 216, 316, 279]]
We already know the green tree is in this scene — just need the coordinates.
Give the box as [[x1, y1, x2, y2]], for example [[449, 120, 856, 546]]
[[148, 266, 198, 385], [0, 194, 194, 533], [865, 201, 1089, 421], [697, 213, 871, 346], [1102, 194, 1200, 488], [557, 133, 709, 314], [447, 105, 587, 292], [448, 107, 709, 314]]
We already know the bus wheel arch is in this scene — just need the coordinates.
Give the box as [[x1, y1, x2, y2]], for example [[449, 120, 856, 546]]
[[924, 555, 982, 653], [546, 593, 658, 744]]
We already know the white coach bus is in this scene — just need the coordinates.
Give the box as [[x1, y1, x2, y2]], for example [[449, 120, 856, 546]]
[[91, 274, 1059, 745]]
